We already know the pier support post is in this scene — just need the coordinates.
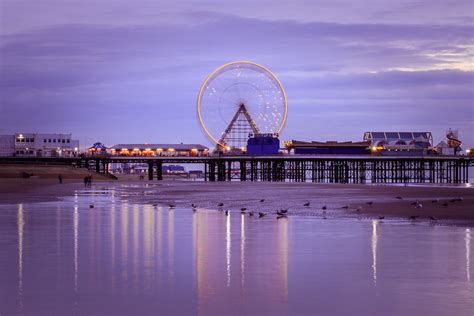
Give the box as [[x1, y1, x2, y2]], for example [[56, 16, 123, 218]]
[[156, 160, 163, 180], [148, 162, 153, 180]]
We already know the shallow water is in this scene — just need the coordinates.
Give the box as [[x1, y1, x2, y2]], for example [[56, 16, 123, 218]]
[[0, 190, 472, 315]]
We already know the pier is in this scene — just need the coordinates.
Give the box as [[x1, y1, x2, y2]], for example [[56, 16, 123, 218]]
[[1, 155, 472, 184]]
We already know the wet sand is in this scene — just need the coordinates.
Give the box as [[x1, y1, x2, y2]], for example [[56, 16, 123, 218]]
[[1, 178, 473, 224]]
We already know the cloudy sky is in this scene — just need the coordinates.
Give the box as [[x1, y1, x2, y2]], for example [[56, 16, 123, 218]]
[[0, 0, 473, 148]]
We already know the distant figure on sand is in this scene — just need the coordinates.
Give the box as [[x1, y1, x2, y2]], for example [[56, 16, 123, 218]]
[[58, 174, 63, 184], [83, 176, 88, 188], [88, 175, 93, 187]]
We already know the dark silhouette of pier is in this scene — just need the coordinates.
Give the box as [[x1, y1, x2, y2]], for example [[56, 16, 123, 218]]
[[1, 155, 472, 184]]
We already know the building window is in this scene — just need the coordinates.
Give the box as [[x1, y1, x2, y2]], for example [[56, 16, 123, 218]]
[[67, 140, 70, 143], [53, 139, 56, 143], [44, 139, 47, 143], [62, 139, 65, 143], [48, 139, 51, 142]]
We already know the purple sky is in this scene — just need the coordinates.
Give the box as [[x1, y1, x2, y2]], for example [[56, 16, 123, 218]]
[[0, 0, 473, 148]]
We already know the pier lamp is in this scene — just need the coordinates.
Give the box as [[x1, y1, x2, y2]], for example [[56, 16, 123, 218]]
[[371, 146, 378, 152], [467, 149, 471, 154]]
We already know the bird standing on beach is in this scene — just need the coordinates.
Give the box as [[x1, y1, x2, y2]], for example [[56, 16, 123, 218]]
[[303, 201, 310, 207], [191, 203, 198, 208], [395, 196, 403, 200], [366, 201, 373, 206], [442, 202, 449, 207], [431, 199, 439, 203], [225, 210, 229, 216], [258, 212, 266, 218], [168, 203, 175, 209], [277, 214, 287, 219], [342, 205, 349, 209], [409, 215, 419, 220], [89, 204, 94, 209], [322, 206, 327, 210], [218, 202, 224, 207], [415, 202, 423, 209], [259, 199, 265, 203], [378, 216, 385, 220], [429, 216, 438, 221]]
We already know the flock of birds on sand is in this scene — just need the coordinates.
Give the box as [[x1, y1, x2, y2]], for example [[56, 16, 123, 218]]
[[86, 196, 465, 222]]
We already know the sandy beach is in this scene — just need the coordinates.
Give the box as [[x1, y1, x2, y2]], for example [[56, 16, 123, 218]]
[[1, 177, 473, 224]]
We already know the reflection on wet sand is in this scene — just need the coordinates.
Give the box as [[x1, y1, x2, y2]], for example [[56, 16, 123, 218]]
[[17, 203, 24, 311], [226, 213, 231, 287], [466, 229, 471, 283], [74, 205, 79, 295], [2, 196, 472, 315], [372, 220, 378, 285]]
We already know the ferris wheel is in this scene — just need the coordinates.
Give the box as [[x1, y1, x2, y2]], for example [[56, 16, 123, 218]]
[[197, 61, 288, 150]]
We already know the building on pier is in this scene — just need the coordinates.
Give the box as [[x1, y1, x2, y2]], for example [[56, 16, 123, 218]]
[[108, 144, 209, 157], [283, 140, 371, 155], [0, 133, 79, 157], [363, 131, 434, 156]]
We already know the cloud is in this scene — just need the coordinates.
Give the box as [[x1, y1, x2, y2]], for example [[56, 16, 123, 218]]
[[0, 10, 473, 146]]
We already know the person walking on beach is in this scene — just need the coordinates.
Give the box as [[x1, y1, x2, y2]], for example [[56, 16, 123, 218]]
[[58, 174, 63, 184], [88, 175, 93, 188], [83, 176, 88, 188]]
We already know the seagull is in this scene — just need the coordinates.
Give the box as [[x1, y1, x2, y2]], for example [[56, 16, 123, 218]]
[[191, 203, 198, 208], [259, 199, 265, 203], [303, 201, 310, 207], [249, 211, 254, 217], [449, 199, 457, 203], [378, 216, 385, 220], [366, 201, 373, 206], [431, 199, 439, 203], [240, 207, 247, 212], [152, 203, 158, 207], [322, 206, 327, 210], [415, 202, 423, 209], [218, 202, 224, 207], [258, 212, 266, 218], [277, 214, 287, 219], [276, 210, 287, 216], [279, 208, 288, 214], [429, 216, 438, 221], [409, 215, 419, 220], [168, 203, 175, 209], [225, 210, 229, 216], [442, 202, 449, 207], [89, 204, 94, 209], [410, 200, 419, 206], [342, 205, 349, 209], [395, 196, 403, 200]]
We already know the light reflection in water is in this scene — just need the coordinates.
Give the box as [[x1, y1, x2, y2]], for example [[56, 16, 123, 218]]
[[74, 205, 79, 296], [466, 228, 471, 283], [17, 203, 24, 311], [168, 208, 175, 289], [240, 214, 245, 289], [278, 218, 289, 300], [226, 213, 231, 287], [120, 202, 129, 292], [133, 204, 139, 294], [372, 220, 378, 285]]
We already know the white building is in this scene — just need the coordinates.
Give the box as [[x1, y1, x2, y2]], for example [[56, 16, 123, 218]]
[[0, 133, 79, 157]]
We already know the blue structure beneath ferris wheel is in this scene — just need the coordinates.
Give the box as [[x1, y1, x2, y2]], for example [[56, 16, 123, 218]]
[[246, 133, 280, 155]]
